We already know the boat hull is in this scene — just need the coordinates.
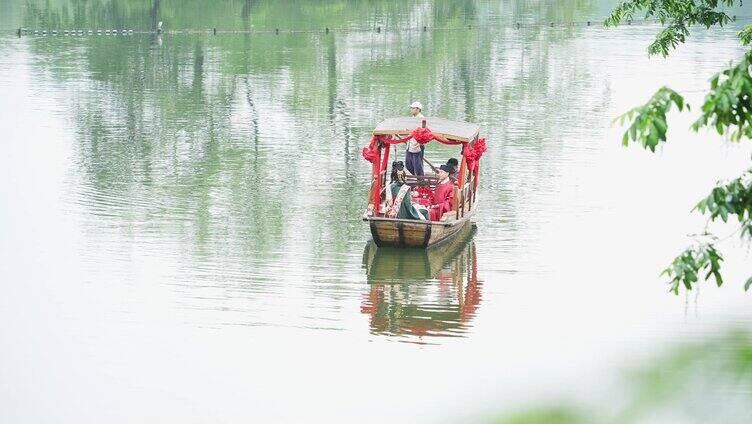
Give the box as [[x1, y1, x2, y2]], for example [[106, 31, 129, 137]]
[[368, 217, 471, 248]]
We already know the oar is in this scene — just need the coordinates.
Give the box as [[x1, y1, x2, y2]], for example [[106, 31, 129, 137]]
[[423, 157, 439, 174]]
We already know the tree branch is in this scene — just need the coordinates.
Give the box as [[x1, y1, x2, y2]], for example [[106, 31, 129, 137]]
[[605, 0, 737, 56], [617, 87, 687, 151]]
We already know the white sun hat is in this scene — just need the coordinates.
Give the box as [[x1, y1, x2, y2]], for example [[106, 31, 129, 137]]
[[410, 101, 423, 110]]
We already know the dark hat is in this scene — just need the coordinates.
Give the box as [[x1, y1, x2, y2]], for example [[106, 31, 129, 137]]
[[439, 164, 452, 173], [447, 158, 459, 167]]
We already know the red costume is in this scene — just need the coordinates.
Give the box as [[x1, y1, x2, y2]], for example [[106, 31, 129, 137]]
[[430, 180, 454, 221]]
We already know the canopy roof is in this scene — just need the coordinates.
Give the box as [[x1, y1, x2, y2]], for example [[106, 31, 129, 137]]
[[373, 117, 480, 143]]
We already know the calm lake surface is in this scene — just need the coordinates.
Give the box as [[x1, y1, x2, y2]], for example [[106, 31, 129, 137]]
[[2, 0, 752, 422]]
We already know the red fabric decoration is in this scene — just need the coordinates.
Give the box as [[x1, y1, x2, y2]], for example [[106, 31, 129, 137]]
[[378, 130, 463, 147], [381, 134, 412, 145], [411, 127, 434, 144], [361, 135, 380, 163], [464, 137, 487, 171], [361, 129, 476, 163], [474, 138, 487, 155], [361, 146, 379, 163], [414, 186, 433, 206], [430, 132, 453, 144], [415, 186, 433, 198], [414, 186, 432, 207]]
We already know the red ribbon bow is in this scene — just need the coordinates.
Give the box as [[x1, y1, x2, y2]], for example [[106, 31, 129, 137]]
[[465, 138, 487, 171], [411, 127, 434, 144], [361, 146, 379, 163]]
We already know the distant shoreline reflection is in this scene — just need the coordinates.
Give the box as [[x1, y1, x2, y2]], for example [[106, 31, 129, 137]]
[[360, 225, 481, 342]]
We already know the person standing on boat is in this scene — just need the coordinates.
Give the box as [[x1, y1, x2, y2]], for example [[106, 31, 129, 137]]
[[405, 101, 425, 176], [429, 164, 454, 221], [386, 161, 429, 220]]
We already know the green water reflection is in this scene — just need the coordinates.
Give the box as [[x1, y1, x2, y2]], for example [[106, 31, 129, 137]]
[[4, 0, 748, 341], [15, 0, 600, 32], [10, 0, 603, 263], [4, 0, 752, 422]]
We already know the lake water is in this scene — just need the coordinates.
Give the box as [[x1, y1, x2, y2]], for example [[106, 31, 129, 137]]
[[2, 0, 752, 422]]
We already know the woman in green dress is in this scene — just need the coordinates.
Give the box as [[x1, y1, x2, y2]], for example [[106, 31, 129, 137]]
[[385, 161, 429, 220]]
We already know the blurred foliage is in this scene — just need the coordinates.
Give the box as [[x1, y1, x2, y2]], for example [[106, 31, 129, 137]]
[[487, 330, 752, 423], [740, 25, 752, 45], [490, 407, 588, 424], [607, 0, 752, 293]]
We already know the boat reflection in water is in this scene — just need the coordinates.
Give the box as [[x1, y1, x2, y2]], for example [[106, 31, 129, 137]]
[[361, 224, 481, 342]]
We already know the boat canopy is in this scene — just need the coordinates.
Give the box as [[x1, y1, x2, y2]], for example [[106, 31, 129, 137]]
[[373, 117, 480, 143]]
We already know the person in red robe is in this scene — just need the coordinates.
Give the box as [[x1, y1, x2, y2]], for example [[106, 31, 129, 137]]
[[429, 164, 454, 221]]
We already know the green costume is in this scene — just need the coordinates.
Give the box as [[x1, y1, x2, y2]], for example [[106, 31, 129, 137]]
[[389, 183, 429, 220]]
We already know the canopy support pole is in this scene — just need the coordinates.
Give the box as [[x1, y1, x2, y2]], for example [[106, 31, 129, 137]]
[[380, 143, 390, 192], [372, 146, 382, 216]]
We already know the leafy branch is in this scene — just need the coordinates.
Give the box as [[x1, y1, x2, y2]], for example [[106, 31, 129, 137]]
[[662, 243, 723, 294], [664, 170, 752, 293], [694, 170, 752, 224], [691, 50, 752, 141], [618, 51, 752, 150], [616, 87, 687, 152], [608, 0, 752, 293], [604, 0, 737, 57], [740, 25, 752, 46]]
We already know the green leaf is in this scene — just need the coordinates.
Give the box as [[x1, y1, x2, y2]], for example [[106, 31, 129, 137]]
[[663, 243, 726, 294], [616, 87, 687, 152], [745, 276, 752, 291], [693, 50, 752, 142], [713, 271, 723, 287], [740, 25, 752, 46]]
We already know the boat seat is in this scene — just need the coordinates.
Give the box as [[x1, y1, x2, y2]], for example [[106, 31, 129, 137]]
[[405, 174, 439, 188]]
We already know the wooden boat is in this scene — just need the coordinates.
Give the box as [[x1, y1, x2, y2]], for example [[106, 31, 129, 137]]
[[361, 116, 486, 248], [360, 224, 480, 338]]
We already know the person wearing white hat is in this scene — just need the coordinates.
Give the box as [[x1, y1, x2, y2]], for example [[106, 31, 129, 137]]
[[409, 101, 424, 118], [405, 101, 426, 175]]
